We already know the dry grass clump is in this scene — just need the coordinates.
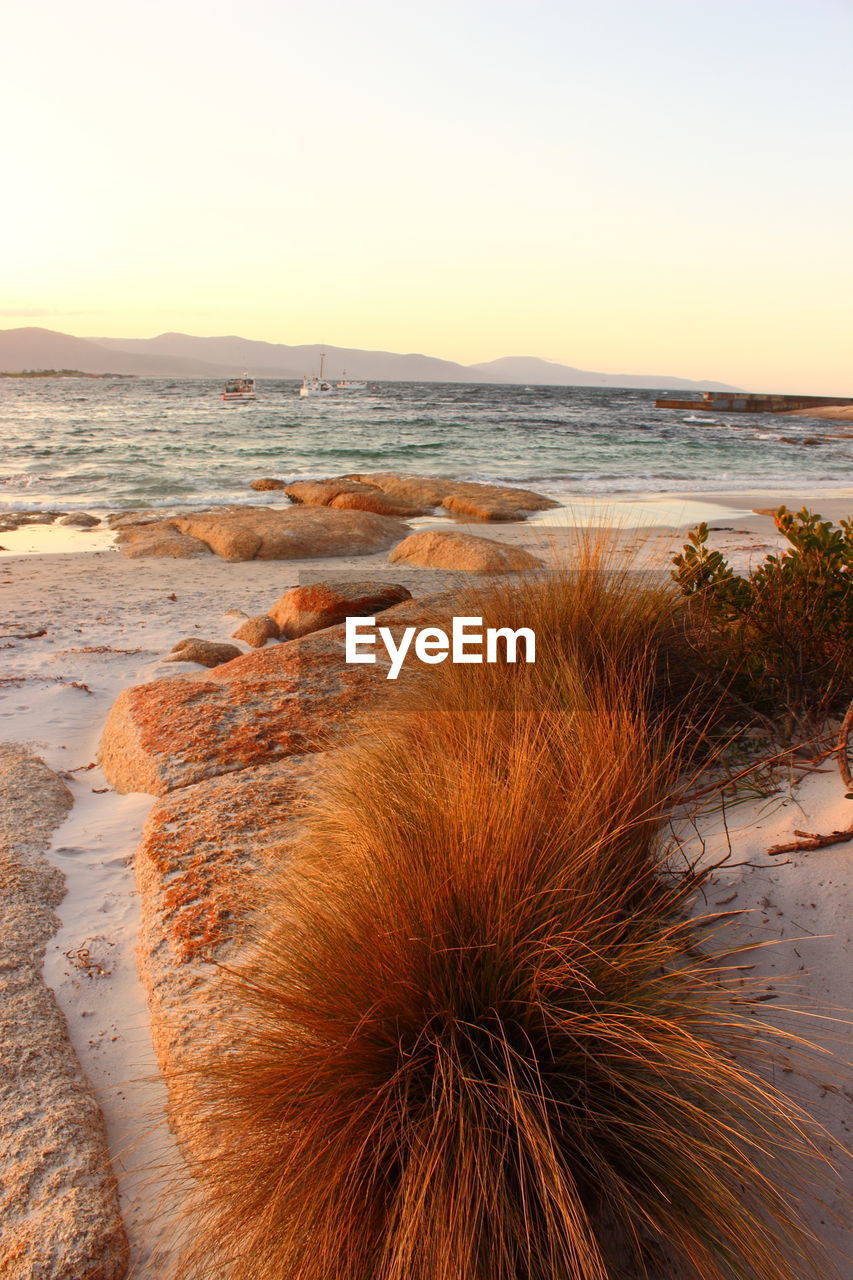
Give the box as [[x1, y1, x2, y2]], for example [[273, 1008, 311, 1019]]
[[176, 554, 831, 1280]]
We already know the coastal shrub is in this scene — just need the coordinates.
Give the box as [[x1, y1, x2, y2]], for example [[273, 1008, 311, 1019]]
[[177, 559, 829, 1280], [672, 507, 853, 727]]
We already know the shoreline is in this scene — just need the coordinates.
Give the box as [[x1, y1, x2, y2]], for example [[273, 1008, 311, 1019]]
[[2, 483, 851, 559]]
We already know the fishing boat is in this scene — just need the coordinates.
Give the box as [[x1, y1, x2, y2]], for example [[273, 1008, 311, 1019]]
[[299, 353, 334, 397], [336, 370, 367, 391], [222, 375, 256, 403]]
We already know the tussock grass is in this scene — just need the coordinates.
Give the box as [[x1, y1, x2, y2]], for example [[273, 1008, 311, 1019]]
[[176, 548, 832, 1280]]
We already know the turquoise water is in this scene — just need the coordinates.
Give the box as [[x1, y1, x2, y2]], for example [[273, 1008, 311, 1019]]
[[1, 378, 850, 511]]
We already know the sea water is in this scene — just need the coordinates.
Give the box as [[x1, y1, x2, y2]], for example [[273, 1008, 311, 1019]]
[[1, 378, 850, 512]]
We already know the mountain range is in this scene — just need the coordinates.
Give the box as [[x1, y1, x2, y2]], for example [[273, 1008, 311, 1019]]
[[0, 327, 739, 390]]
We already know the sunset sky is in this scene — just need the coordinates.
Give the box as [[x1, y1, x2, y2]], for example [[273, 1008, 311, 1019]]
[[3, 0, 852, 393]]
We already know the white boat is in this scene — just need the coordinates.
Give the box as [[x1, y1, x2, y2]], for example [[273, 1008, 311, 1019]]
[[299, 353, 335, 397], [336, 370, 367, 391], [222, 374, 256, 403]]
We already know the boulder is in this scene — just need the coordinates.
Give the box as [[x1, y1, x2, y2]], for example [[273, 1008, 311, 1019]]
[[0, 746, 128, 1279], [100, 594, 459, 796], [232, 614, 280, 647], [269, 580, 412, 639], [170, 505, 409, 561], [165, 639, 243, 668], [58, 512, 100, 528], [343, 473, 560, 520], [249, 477, 287, 491], [286, 478, 428, 518], [389, 530, 544, 572]]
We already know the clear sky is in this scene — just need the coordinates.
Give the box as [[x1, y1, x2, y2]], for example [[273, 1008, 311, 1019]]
[[3, 0, 852, 392]]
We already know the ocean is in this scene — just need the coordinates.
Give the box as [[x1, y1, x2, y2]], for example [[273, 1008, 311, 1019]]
[[1, 378, 850, 512]]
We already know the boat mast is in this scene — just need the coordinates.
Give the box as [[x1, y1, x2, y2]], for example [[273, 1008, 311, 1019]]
[[320, 352, 325, 380]]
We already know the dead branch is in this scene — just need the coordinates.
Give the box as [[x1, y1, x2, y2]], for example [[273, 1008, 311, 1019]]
[[837, 697, 853, 790], [768, 827, 853, 856]]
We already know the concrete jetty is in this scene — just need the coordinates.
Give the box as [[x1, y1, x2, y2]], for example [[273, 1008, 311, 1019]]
[[656, 391, 853, 414]]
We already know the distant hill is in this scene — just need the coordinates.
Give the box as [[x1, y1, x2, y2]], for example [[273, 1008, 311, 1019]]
[[0, 328, 228, 378], [0, 327, 739, 390], [92, 333, 488, 382], [467, 356, 737, 391]]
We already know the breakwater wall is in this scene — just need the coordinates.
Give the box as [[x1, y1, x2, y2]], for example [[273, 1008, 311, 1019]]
[[656, 392, 853, 414]]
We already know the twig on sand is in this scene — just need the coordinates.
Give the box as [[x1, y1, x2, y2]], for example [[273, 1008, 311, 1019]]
[[768, 827, 853, 856], [0, 675, 94, 695], [62, 644, 144, 655], [0, 628, 47, 640], [767, 697, 853, 855]]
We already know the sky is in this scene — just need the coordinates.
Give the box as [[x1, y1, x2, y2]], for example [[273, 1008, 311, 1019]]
[[3, 0, 852, 392]]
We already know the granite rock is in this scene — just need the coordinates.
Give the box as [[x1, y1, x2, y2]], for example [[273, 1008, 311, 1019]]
[[388, 529, 544, 572], [0, 745, 128, 1280], [165, 638, 243, 668], [269, 580, 412, 639], [232, 614, 280, 647]]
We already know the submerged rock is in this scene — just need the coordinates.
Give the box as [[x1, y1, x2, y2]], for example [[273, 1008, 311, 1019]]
[[389, 529, 544, 572], [269, 580, 412, 639]]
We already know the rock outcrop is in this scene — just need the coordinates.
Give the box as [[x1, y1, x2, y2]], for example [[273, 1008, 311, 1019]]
[[133, 758, 315, 1089], [284, 474, 560, 521], [117, 525, 213, 558], [116, 505, 409, 561], [97, 589, 458, 1211], [100, 594, 458, 796], [389, 529, 544, 572], [0, 745, 128, 1280], [285, 479, 427, 518], [269, 580, 412, 639], [345, 473, 560, 521], [165, 638, 244, 667], [249, 477, 287, 491]]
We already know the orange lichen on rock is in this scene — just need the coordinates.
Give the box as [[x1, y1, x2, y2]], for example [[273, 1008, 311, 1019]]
[[269, 580, 411, 638], [100, 595, 461, 796], [135, 760, 317, 1088]]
